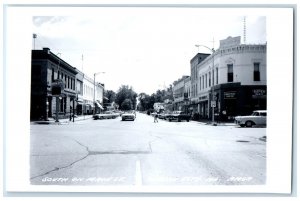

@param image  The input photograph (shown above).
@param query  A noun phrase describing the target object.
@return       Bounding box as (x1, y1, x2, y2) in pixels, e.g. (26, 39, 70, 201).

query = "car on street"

(165, 111, 191, 122)
(158, 111, 171, 120)
(235, 110, 267, 127)
(121, 110, 136, 121)
(93, 111, 119, 120)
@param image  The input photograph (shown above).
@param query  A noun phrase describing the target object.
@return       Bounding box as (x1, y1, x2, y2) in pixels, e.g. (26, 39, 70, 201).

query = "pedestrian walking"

(154, 113, 158, 123)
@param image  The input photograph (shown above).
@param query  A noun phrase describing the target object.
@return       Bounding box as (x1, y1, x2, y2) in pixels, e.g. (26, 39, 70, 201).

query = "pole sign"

(211, 101, 216, 107)
(51, 79, 65, 96)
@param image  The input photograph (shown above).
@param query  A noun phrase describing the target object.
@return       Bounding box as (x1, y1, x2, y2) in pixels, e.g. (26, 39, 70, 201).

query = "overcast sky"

(32, 7, 266, 95)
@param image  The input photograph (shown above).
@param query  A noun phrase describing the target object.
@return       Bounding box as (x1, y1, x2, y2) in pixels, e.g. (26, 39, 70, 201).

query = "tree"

(137, 84, 174, 111)
(104, 90, 116, 104)
(121, 99, 133, 110)
(115, 85, 138, 110)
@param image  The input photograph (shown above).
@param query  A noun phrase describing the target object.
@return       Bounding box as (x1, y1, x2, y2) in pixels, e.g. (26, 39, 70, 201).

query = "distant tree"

(104, 90, 116, 104)
(115, 85, 137, 110)
(138, 84, 174, 111)
(121, 99, 133, 110)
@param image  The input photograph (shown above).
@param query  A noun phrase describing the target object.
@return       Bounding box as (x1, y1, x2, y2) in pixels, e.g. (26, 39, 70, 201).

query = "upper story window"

(254, 62, 260, 81)
(209, 72, 211, 87)
(216, 67, 218, 85)
(51, 68, 55, 82)
(199, 77, 201, 91)
(227, 64, 233, 82)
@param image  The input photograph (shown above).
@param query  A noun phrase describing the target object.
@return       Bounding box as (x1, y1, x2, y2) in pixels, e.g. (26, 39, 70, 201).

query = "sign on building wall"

(224, 91, 237, 99)
(252, 89, 266, 99)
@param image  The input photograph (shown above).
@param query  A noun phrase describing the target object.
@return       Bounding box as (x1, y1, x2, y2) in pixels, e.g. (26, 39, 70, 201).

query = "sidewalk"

(31, 115, 93, 125)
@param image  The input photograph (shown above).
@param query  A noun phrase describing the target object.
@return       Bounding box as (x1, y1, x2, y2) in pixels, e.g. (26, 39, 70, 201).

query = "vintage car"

(121, 111, 136, 121)
(235, 110, 267, 127)
(165, 111, 191, 122)
(93, 111, 119, 120)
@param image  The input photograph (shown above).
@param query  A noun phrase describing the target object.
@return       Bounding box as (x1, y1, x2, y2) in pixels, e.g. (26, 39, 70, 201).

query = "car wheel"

(245, 121, 253, 127)
(168, 118, 171, 122)
(240, 124, 245, 127)
(187, 119, 189, 122)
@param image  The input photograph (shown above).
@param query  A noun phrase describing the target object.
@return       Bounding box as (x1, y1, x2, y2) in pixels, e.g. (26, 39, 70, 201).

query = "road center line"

(135, 160, 142, 186)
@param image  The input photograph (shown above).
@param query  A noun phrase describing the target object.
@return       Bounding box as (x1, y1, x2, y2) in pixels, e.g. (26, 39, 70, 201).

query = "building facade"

(173, 75, 189, 111)
(190, 53, 210, 113)
(31, 47, 105, 121)
(196, 36, 267, 120)
(31, 48, 78, 120)
(81, 75, 105, 115)
(75, 70, 84, 115)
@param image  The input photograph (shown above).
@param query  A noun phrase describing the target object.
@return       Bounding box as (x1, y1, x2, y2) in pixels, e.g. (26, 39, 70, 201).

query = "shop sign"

(224, 91, 237, 99)
(252, 89, 266, 99)
(51, 79, 65, 96)
(199, 95, 208, 101)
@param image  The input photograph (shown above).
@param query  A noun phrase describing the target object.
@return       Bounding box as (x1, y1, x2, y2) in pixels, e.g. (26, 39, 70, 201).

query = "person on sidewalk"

(154, 113, 158, 123)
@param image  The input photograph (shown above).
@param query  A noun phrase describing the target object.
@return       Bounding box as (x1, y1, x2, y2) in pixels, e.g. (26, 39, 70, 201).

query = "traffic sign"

(211, 101, 216, 107)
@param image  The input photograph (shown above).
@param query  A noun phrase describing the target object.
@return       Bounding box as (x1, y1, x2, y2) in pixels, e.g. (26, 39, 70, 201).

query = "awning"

(95, 100, 104, 110)
(77, 99, 84, 104)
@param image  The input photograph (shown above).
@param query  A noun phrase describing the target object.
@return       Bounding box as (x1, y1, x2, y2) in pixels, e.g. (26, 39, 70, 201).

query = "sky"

(32, 7, 266, 95)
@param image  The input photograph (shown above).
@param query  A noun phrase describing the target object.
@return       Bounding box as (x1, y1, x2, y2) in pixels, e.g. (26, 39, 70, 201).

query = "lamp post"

(93, 72, 105, 115)
(195, 44, 217, 126)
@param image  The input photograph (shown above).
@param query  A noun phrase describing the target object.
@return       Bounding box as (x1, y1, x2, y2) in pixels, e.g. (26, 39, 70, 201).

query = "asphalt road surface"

(30, 112, 266, 186)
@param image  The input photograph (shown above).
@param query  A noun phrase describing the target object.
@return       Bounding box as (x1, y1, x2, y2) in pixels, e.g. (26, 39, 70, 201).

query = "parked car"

(235, 110, 267, 127)
(158, 111, 171, 120)
(158, 112, 166, 120)
(93, 111, 119, 120)
(165, 111, 191, 122)
(121, 111, 136, 121)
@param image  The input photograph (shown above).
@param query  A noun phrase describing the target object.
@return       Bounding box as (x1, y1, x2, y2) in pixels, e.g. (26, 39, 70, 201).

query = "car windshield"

(124, 110, 134, 114)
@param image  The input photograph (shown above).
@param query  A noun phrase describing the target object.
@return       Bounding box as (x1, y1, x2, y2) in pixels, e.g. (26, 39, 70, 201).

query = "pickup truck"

(165, 111, 191, 122)
(235, 110, 267, 127)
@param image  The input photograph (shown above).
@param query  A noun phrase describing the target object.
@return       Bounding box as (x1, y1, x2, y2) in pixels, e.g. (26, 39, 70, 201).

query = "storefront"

(198, 95, 209, 119)
(210, 83, 267, 120)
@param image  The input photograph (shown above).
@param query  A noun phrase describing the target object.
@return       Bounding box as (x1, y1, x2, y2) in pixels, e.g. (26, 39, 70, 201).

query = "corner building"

(31, 48, 77, 120)
(195, 36, 266, 120)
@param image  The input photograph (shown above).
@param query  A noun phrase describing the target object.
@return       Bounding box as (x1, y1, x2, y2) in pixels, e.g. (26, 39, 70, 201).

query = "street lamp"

(93, 72, 105, 115)
(33, 33, 37, 50)
(196, 44, 217, 126)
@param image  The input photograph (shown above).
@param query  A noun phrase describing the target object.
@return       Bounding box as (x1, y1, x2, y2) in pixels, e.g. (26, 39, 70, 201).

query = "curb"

(32, 116, 93, 125)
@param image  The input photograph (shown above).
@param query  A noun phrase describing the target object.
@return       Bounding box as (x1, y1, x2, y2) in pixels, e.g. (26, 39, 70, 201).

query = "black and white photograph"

(2, 1, 295, 197)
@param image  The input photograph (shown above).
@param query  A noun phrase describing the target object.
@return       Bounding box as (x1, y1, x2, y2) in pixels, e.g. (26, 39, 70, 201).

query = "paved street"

(30, 112, 266, 186)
